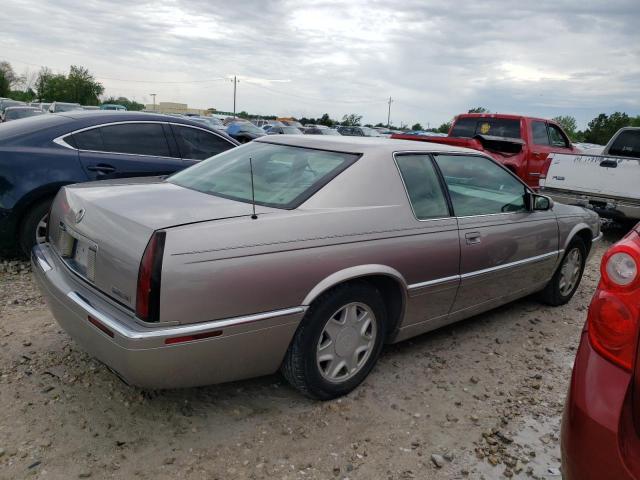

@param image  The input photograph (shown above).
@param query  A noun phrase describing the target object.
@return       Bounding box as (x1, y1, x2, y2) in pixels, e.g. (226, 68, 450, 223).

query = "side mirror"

(532, 194, 554, 211)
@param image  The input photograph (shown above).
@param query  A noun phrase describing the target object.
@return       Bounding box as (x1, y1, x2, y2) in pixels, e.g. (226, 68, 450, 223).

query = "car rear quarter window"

(100, 123, 171, 157)
(532, 121, 550, 145)
(70, 128, 104, 150)
(173, 125, 234, 160)
(395, 154, 450, 220)
(434, 154, 527, 216)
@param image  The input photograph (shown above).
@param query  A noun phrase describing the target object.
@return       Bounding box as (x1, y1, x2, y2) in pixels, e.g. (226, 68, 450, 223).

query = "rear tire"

(18, 199, 52, 257)
(281, 282, 387, 400)
(539, 238, 587, 306)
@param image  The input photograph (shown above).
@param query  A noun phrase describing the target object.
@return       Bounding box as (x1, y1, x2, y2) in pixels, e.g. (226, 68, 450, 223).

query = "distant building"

(144, 101, 209, 115)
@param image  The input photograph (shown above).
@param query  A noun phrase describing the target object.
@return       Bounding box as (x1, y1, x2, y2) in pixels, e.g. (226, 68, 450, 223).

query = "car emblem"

(74, 208, 86, 223)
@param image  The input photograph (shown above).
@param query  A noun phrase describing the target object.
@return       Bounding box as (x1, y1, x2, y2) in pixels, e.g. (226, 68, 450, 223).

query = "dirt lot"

(0, 230, 624, 480)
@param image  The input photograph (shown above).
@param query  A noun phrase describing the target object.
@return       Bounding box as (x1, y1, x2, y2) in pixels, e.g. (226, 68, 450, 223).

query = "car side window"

(173, 125, 234, 160)
(99, 123, 171, 157)
(532, 121, 550, 145)
(69, 128, 104, 150)
(395, 154, 450, 220)
(434, 155, 527, 216)
(548, 124, 570, 148)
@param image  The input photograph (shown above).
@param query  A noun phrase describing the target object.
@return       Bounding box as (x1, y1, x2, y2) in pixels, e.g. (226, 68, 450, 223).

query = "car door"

(69, 122, 185, 180)
(170, 124, 236, 165)
(433, 153, 559, 317)
(528, 121, 573, 184)
(394, 153, 461, 333)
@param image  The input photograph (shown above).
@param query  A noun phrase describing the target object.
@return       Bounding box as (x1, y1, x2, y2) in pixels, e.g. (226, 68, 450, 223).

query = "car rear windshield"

(450, 117, 521, 139)
(168, 141, 360, 209)
(608, 130, 640, 159)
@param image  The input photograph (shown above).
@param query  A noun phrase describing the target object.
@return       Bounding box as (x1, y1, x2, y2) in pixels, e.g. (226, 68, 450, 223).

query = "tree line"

(0, 61, 144, 110)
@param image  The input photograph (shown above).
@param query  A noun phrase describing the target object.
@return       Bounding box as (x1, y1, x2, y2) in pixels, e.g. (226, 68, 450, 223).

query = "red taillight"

(136, 231, 166, 322)
(588, 290, 638, 371)
(588, 230, 640, 371)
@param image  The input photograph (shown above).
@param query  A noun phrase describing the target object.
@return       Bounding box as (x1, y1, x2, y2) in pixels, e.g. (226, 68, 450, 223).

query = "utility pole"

(231, 76, 240, 118)
(387, 96, 393, 129)
(150, 93, 157, 112)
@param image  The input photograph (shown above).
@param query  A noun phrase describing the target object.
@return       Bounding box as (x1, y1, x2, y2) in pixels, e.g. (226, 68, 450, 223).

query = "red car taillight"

(136, 231, 166, 322)
(588, 229, 640, 371)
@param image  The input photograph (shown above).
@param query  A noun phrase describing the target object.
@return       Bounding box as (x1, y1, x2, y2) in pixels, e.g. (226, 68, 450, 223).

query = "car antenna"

(249, 157, 258, 220)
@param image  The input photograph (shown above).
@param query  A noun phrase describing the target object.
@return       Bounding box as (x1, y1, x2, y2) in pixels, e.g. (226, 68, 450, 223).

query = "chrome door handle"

(465, 232, 481, 245)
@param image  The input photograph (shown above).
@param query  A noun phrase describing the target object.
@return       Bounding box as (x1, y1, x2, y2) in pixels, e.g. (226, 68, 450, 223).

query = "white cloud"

(1, 0, 638, 128)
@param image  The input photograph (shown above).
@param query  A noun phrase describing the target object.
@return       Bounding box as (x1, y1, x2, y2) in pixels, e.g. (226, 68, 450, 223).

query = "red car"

(562, 223, 640, 479)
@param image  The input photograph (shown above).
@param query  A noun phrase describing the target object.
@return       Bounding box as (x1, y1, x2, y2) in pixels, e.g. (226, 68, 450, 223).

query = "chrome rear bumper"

(31, 244, 305, 389)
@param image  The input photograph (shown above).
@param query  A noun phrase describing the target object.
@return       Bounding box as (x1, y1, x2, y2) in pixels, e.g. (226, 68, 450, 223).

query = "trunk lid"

(49, 178, 270, 311)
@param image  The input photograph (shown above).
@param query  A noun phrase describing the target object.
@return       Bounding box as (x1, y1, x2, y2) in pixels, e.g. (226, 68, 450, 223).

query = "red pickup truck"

(392, 113, 579, 188)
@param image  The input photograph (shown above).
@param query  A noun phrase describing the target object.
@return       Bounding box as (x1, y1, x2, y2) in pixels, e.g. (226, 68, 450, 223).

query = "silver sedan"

(32, 136, 601, 399)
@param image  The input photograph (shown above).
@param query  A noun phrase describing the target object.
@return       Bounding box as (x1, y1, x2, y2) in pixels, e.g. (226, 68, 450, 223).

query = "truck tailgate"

(543, 153, 640, 201)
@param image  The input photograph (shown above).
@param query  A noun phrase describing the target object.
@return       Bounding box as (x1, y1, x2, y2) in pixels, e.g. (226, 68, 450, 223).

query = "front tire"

(18, 199, 52, 257)
(281, 282, 387, 400)
(540, 238, 587, 306)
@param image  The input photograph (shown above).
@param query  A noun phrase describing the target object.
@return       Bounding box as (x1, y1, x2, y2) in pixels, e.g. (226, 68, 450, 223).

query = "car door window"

(434, 155, 528, 216)
(173, 125, 233, 160)
(99, 123, 171, 157)
(395, 154, 450, 220)
(532, 121, 550, 145)
(548, 124, 570, 148)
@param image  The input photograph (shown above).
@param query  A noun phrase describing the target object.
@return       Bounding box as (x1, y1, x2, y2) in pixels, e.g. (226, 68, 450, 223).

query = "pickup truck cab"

(541, 127, 640, 222)
(392, 113, 579, 188)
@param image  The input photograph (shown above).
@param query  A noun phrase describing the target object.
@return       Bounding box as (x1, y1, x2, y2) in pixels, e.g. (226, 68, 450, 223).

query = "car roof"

(255, 134, 485, 156)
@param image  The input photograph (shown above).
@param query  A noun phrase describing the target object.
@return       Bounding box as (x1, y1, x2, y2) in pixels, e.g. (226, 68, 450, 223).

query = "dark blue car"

(0, 111, 238, 256)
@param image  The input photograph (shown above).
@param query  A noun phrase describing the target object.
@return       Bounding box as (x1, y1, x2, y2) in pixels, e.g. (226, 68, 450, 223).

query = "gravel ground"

(0, 230, 624, 480)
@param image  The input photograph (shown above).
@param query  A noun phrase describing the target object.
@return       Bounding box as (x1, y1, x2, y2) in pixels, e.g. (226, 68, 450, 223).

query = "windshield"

(55, 103, 82, 112)
(238, 123, 264, 134)
(322, 129, 341, 135)
(282, 127, 302, 134)
(6, 109, 43, 120)
(169, 142, 360, 209)
(450, 117, 521, 139)
(361, 127, 381, 137)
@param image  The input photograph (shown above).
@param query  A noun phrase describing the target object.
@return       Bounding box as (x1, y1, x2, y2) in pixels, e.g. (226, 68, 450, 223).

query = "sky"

(1, 0, 639, 129)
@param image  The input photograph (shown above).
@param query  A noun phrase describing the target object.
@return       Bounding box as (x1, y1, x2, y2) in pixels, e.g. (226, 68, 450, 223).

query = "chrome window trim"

(52, 120, 233, 159)
(67, 291, 306, 341)
(407, 250, 560, 290)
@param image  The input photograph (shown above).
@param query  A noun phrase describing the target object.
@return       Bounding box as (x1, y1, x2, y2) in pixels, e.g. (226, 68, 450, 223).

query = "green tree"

(341, 113, 362, 126)
(0, 70, 9, 97)
(552, 115, 578, 140)
(468, 107, 489, 114)
(34, 65, 103, 104)
(436, 121, 452, 134)
(411, 123, 423, 131)
(318, 113, 335, 126)
(584, 112, 631, 145)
